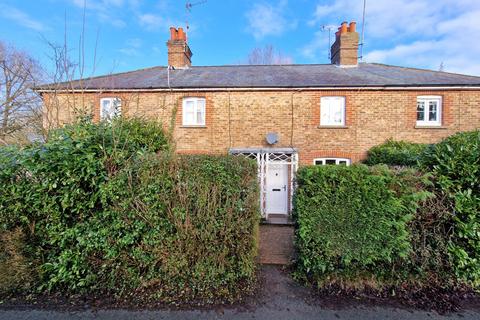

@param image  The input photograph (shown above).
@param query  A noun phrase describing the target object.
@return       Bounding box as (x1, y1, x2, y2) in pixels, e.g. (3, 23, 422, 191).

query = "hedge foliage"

(294, 164, 431, 285)
(0, 118, 259, 303)
(364, 139, 428, 167)
(297, 130, 480, 290)
(421, 130, 480, 287)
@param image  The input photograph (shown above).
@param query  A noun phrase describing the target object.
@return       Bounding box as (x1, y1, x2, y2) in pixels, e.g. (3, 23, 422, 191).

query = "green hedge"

(0, 118, 259, 303)
(294, 164, 430, 285)
(98, 154, 259, 301)
(364, 139, 428, 167)
(421, 130, 480, 287)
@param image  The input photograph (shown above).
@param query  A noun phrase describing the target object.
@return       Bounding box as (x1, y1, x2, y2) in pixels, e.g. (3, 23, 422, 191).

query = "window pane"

(112, 98, 121, 117)
(314, 160, 324, 165)
(196, 99, 206, 125)
(185, 111, 195, 124)
(429, 101, 437, 121)
(325, 159, 336, 165)
(320, 100, 331, 125)
(331, 98, 344, 124)
(332, 107, 342, 124)
(196, 108, 205, 124)
(417, 101, 425, 121)
(101, 99, 113, 120)
(339, 161, 347, 165)
(184, 101, 195, 124)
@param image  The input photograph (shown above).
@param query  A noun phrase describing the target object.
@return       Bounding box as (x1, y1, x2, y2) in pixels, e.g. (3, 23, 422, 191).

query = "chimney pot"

(178, 27, 186, 40)
(170, 27, 177, 40)
(340, 21, 348, 34)
(349, 21, 356, 33)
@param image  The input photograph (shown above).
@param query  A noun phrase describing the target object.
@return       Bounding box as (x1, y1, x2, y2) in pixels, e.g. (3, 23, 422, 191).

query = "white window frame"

(320, 96, 346, 126)
(313, 158, 351, 166)
(100, 97, 121, 121)
(416, 96, 442, 127)
(182, 97, 206, 126)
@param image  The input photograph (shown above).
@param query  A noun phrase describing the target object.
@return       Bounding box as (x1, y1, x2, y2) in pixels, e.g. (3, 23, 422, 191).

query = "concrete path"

(1, 266, 479, 320)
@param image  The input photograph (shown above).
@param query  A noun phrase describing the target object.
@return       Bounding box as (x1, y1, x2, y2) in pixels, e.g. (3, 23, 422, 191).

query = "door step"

(259, 224, 295, 265)
(262, 215, 294, 225)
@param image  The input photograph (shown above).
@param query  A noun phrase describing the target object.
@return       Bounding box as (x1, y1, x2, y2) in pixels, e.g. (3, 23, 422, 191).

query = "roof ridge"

(369, 63, 480, 79)
(188, 63, 336, 68)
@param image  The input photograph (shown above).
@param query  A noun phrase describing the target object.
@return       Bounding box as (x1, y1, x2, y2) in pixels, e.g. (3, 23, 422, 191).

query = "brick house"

(38, 21, 480, 223)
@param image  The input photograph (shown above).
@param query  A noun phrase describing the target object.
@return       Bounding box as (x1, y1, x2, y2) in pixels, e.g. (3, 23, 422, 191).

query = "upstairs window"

(320, 96, 345, 126)
(417, 96, 442, 126)
(100, 98, 121, 121)
(313, 158, 351, 166)
(182, 97, 206, 126)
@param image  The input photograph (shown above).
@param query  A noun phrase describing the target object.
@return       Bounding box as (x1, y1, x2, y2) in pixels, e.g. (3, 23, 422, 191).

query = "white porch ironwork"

(230, 148, 298, 219)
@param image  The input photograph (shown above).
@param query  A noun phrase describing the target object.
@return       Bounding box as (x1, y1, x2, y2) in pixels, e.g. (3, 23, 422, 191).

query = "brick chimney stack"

(167, 27, 192, 69)
(330, 21, 359, 66)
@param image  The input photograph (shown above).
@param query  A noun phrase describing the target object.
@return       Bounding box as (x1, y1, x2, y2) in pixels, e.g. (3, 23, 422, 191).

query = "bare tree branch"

(245, 45, 293, 65)
(0, 41, 43, 144)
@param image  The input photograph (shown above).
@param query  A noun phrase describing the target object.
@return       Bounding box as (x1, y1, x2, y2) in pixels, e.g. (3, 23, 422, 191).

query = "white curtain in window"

(321, 97, 345, 126)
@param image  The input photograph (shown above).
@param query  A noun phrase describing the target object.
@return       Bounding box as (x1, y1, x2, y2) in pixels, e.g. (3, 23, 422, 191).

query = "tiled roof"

(37, 63, 480, 90)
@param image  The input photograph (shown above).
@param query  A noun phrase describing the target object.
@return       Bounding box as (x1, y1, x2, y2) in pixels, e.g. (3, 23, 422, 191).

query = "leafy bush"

(0, 118, 259, 302)
(96, 154, 259, 301)
(294, 164, 430, 285)
(420, 130, 480, 287)
(365, 139, 428, 167)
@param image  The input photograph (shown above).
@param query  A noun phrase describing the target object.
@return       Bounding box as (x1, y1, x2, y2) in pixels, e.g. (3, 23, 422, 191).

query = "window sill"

(317, 125, 349, 129)
(180, 125, 207, 129)
(415, 125, 447, 129)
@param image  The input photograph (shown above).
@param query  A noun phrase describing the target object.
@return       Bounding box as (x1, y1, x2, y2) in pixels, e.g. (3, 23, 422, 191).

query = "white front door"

(266, 163, 288, 215)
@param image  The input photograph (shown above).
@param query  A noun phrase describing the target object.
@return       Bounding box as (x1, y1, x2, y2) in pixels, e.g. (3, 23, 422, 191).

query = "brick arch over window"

(300, 150, 365, 166)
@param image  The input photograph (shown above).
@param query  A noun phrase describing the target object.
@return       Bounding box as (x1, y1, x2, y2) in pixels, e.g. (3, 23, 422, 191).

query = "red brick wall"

(44, 89, 480, 165)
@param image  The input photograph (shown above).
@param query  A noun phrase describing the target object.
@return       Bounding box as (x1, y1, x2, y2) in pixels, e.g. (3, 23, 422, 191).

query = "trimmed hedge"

(92, 153, 259, 301)
(421, 130, 480, 287)
(364, 139, 428, 167)
(0, 118, 259, 303)
(294, 164, 430, 285)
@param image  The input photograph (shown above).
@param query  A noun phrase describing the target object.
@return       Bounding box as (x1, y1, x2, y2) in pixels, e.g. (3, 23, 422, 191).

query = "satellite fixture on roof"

(360, 0, 367, 61)
(321, 25, 337, 60)
(266, 132, 279, 145)
(185, 0, 207, 31)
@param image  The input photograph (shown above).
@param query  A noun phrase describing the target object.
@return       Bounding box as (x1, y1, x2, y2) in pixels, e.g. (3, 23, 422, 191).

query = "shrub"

(294, 164, 430, 286)
(0, 118, 259, 303)
(365, 139, 428, 167)
(95, 154, 259, 301)
(420, 130, 480, 287)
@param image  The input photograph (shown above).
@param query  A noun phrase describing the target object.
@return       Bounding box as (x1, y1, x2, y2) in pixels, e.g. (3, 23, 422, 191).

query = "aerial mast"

(185, 0, 207, 32)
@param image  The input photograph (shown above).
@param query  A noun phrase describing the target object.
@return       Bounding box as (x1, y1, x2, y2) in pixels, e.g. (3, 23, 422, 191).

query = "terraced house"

(38, 21, 480, 222)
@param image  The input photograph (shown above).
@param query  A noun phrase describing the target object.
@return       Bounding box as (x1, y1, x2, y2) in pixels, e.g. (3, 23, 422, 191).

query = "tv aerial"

(321, 25, 337, 60)
(186, 1, 207, 31)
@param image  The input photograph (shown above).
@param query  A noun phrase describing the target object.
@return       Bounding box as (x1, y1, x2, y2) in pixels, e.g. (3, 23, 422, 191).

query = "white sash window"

(320, 96, 346, 126)
(100, 98, 121, 121)
(417, 96, 442, 126)
(182, 97, 206, 126)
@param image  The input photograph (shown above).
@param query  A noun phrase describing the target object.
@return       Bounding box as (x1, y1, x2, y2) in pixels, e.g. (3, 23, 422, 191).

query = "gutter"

(34, 85, 480, 93)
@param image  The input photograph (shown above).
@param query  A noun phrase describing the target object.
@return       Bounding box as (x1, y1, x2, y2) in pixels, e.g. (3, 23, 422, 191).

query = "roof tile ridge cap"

(189, 63, 333, 68)
(369, 63, 480, 79)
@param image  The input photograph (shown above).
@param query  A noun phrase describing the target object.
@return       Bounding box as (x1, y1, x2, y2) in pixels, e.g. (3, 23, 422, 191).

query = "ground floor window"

(313, 158, 351, 166)
(100, 97, 122, 121)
